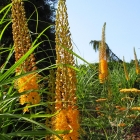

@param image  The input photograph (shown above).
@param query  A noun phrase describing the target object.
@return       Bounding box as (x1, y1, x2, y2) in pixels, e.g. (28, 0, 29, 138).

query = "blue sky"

(65, 0, 140, 64)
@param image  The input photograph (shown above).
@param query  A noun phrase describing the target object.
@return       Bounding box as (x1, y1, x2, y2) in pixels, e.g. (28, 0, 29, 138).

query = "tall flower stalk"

(99, 22, 108, 83)
(52, 0, 79, 139)
(134, 47, 139, 74)
(98, 23, 112, 99)
(11, 0, 40, 112)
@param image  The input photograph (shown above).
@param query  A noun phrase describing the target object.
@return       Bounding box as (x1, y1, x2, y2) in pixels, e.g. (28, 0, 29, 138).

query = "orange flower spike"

(99, 23, 108, 83)
(55, 0, 77, 110)
(53, 0, 79, 139)
(11, 0, 40, 112)
(11, 0, 37, 73)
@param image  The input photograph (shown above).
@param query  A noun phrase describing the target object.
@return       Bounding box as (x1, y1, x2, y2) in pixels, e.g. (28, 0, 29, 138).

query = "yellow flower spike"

(134, 47, 140, 74)
(131, 107, 140, 111)
(98, 23, 112, 99)
(120, 88, 140, 94)
(99, 23, 108, 83)
(11, 0, 37, 73)
(55, 0, 77, 110)
(52, 0, 79, 139)
(11, 0, 40, 112)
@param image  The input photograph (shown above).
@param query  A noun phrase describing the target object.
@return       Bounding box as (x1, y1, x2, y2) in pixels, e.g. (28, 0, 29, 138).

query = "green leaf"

(0, 41, 43, 84)
(0, 110, 60, 119)
(0, 113, 62, 139)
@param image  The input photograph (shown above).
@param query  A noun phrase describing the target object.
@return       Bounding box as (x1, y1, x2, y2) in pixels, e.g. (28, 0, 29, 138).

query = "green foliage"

(76, 61, 140, 139)
(1, 1, 140, 140)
